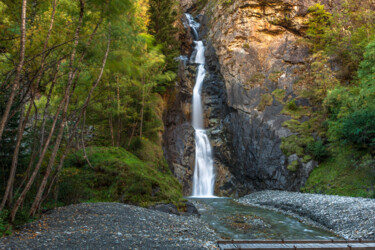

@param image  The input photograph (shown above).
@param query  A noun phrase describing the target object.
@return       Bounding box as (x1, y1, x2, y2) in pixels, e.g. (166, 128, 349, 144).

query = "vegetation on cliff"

(0, 0, 181, 235)
(287, 1, 375, 197)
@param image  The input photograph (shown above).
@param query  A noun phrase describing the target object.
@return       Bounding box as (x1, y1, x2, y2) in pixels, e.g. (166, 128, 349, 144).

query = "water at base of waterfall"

(185, 13, 216, 198)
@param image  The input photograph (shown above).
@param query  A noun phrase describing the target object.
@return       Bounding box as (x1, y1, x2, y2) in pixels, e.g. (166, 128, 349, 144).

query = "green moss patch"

(268, 71, 283, 83)
(281, 135, 314, 157)
(257, 93, 273, 111)
(61, 146, 184, 207)
(272, 88, 286, 103)
(287, 160, 299, 172)
(281, 99, 312, 120)
(245, 72, 266, 88)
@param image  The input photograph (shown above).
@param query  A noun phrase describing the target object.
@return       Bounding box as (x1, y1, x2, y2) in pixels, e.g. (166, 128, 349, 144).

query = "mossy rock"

(132, 137, 168, 171)
(268, 71, 283, 83)
(62, 147, 184, 207)
(258, 93, 273, 111)
(281, 134, 314, 157)
(245, 72, 266, 87)
(287, 160, 299, 172)
(281, 100, 312, 120)
(302, 155, 312, 163)
(272, 88, 286, 103)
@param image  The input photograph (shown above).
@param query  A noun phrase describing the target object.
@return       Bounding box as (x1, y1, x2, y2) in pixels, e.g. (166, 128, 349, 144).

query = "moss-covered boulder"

(61, 146, 184, 207)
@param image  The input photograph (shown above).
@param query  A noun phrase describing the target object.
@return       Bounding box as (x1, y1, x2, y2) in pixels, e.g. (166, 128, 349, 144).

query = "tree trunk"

(116, 76, 121, 146)
(127, 119, 139, 149)
(81, 111, 94, 169)
(0, 0, 27, 141)
(0, 92, 37, 211)
(39, 62, 61, 156)
(37, 0, 59, 153)
(139, 79, 145, 138)
(34, 0, 57, 87)
(109, 114, 115, 146)
(29, 94, 70, 217)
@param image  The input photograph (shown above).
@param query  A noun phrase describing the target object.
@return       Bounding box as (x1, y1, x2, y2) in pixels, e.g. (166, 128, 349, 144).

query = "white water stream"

(185, 14, 215, 197)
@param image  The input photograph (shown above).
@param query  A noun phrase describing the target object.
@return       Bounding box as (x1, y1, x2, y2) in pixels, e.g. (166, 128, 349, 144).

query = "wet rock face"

(163, 14, 235, 196)
(199, 0, 328, 194)
(163, 59, 195, 196)
(164, 0, 338, 196)
(202, 41, 236, 196)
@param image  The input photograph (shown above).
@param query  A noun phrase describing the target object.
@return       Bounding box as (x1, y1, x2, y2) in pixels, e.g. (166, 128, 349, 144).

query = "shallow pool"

(189, 197, 339, 240)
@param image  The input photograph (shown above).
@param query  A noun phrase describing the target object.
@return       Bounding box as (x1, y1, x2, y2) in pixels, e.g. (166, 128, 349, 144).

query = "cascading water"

(185, 13, 215, 197)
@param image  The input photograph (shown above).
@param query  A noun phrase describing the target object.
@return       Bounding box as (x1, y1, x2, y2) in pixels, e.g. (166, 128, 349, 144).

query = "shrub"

(306, 140, 329, 161)
(340, 109, 375, 149)
(306, 4, 331, 52)
(286, 99, 298, 111)
(0, 210, 11, 237)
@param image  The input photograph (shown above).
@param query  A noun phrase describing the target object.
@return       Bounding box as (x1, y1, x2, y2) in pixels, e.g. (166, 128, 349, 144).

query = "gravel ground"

(0, 202, 219, 249)
(238, 190, 375, 240)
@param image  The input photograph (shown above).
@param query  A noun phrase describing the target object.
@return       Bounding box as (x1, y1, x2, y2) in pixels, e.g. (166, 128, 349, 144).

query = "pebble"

(0, 202, 219, 249)
(238, 190, 375, 240)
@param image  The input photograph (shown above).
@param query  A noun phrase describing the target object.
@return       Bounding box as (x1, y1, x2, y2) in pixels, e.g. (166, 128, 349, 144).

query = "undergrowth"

(302, 147, 375, 198)
(62, 143, 185, 208)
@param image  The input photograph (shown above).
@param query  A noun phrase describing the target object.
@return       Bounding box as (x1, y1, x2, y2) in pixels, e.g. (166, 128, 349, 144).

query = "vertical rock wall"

(164, 0, 341, 196)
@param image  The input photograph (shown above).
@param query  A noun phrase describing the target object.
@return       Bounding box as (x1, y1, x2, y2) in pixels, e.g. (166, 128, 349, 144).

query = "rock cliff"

(164, 0, 340, 196)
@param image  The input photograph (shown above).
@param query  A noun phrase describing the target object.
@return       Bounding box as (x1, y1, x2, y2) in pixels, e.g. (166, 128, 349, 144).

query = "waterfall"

(185, 13, 216, 197)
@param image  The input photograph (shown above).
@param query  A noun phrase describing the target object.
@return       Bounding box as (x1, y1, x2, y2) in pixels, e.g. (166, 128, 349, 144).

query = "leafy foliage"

(147, 0, 180, 92)
(306, 140, 329, 161)
(0, 0, 182, 226)
(300, 2, 375, 195)
(306, 4, 331, 52)
(302, 147, 375, 198)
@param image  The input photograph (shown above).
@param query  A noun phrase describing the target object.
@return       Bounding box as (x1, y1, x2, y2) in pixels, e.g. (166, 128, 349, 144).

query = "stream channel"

(189, 198, 339, 240)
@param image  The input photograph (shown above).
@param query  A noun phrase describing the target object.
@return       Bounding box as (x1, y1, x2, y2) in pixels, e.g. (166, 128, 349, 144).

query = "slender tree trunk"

(10, 90, 66, 221)
(36, 0, 59, 154)
(117, 117, 121, 147)
(0, 104, 25, 211)
(41, 36, 111, 210)
(116, 76, 121, 146)
(34, 0, 57, 86)
(127, 119, 139, 149)
(18, 102, 40, 194)
(0, 0, 27, 141)
(109, 114, 114, 146)
(39, 62, 61, 155)
(15, 145, 37, 197)
(139, 81, 145, 138)
(10, 0, 86, 222)
(0, 1, 58, 208)
(29, 92, 71, 217)
(30, 35, 110, 215)
(0, 93, 35, 211)
(81, 111, 94, 169)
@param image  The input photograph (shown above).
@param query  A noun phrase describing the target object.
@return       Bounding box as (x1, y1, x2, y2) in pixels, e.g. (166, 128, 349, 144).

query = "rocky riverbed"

(0, 202, 218, 249)
(238, 190, 375, 240)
